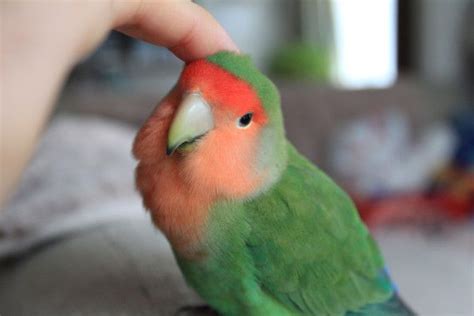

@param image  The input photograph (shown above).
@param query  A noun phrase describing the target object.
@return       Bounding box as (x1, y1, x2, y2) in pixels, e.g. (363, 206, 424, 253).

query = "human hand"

(1, 0, 238, 206)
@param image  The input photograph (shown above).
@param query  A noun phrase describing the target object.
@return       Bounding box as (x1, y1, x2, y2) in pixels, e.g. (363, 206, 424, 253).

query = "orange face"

(133, 60, 268, 254)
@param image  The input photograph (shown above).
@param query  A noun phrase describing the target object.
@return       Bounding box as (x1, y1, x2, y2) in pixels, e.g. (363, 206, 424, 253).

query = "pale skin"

(0, 0, 238, 207)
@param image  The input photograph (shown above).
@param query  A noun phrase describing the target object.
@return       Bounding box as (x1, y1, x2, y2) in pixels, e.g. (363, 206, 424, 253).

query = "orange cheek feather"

(185, 110, 262, 199)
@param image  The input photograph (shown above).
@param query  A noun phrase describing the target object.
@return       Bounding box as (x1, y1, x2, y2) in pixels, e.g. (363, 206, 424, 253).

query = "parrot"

(133, 51, 414, 316)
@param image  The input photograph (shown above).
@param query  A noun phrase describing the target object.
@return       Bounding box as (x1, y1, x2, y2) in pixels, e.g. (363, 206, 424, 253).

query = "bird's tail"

(347, 293, 416, 316)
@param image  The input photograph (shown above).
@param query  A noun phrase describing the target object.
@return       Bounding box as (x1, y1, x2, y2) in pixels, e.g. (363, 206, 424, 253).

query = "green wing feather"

(243, 143, 394, 315)
(349, 294, 415, 316)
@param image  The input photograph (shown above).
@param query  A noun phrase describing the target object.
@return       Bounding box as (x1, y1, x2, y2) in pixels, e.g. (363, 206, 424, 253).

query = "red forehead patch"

(178, 60, 267, 124)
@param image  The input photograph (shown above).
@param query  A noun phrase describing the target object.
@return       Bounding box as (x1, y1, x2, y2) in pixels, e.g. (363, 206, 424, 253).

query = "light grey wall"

(198, 0, 296, 70)
(413, 0, 472, 85)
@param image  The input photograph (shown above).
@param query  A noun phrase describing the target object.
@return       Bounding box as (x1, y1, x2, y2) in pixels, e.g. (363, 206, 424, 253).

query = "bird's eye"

(237, 113, 253, 128)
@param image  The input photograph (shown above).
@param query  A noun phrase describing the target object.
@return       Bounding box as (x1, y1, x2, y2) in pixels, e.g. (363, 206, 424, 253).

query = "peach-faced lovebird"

(133, 52, 414, 316)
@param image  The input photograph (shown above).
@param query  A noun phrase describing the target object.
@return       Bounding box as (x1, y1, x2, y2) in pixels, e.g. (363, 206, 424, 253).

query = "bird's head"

(133, 52, 287, 205)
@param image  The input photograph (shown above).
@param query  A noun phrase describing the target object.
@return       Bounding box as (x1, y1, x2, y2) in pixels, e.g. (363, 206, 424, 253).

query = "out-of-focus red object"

(430, 167, 474, 218)
(353, 166, 474, 228)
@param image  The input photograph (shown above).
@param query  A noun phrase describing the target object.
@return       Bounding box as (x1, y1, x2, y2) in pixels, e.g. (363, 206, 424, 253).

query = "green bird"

(133, 51, 414, 316)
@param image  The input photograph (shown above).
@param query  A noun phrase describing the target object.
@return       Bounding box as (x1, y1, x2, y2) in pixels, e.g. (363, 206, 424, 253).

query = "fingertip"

(113, 0, 239, 62)
(170, 24, 239, 62)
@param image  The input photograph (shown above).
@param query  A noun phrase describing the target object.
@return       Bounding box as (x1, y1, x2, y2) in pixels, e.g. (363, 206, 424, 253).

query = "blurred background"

(1, 1, 473, 315)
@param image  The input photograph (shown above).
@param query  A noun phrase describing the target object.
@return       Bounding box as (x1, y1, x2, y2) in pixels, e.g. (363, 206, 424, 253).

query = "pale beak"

(167, 93, 214, 155)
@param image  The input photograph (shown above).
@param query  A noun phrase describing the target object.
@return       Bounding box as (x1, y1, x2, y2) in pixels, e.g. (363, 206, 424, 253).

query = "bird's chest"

(147, 176, 216, 258)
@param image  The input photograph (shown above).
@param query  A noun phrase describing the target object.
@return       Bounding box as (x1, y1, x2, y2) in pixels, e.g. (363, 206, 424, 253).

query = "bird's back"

(243, 142, 413, 315)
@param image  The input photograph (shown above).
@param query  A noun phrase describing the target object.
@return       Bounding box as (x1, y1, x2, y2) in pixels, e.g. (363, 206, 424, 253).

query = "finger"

(113, 0, 239, 62)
